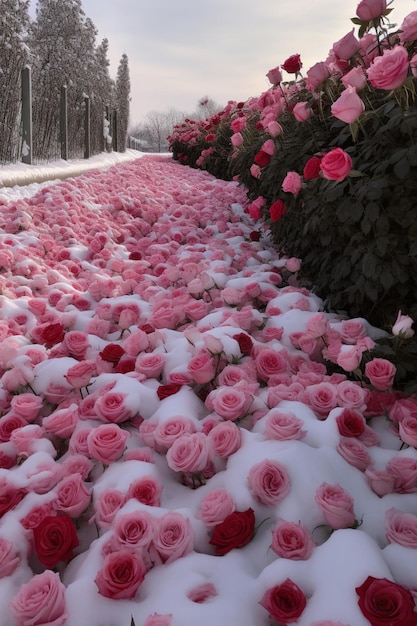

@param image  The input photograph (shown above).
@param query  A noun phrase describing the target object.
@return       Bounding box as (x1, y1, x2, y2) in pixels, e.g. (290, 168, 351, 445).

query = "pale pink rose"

(263, 410, 306, 441)
(95, 550, 146, 599)
(306, 61, 330, 90)
(365, 467, 395, 496)
(10, 393, 43, 421)
(197, 488, 235, 526)
(118, 307, 140, 330)
(220, 287, 243, 306)
(231, 132, 243, 147)
(60, 454, 93, 480)
(55, 473, 91, 517)
(94, 391, 133, 424)
(210, 385, 253, 421)
(87, 424, 130, 464)
(266, 66, 282, 85)
(151, 511, 194, 564)
(135, 353, 166, 378)
(314, 482, 356, 529)
(124, 447, 154, 463)
(392, 310, 414, 338)
(356, 0, 387, 20)
(203, 334, 224, 355)
(166, 432, 213, 474)
(271, 518, 315, 560)
(261, 139, 275, 155)
(286, 257, 301, 272)
(64, 360, 96, 389)
(293, 101, 312, 122)
(42, 403, 79, 439)
(143, 613, 172, 626)
(255, 348, 288, 382)
(398, 415, 417, 448)
(2, 355, 34, 392)
(387, 456, 417, 493)
(367, 45, 410, 90)
(389, 397, 417, 423)
(267, 382, 304, 406)
(187, 350, 217, 384)
(10, 570, 67, 626)
(310, 622, 350, 626)
(207, 421, 242, 458)
(62, 330, 90, 359)
(94, 488, 126, 529)
(187, 581, 218, 603)
(306, 312, 329, 336)
(307, 382, 338, 416)
(360, 424, 381, 447)
(336, 344, 363, 372)
(217, 365, 247, 387)
(342, 66, 368, 90)
(320, 148, 352, 182)
(331, 86, 365, 123)
(385, 507, 417, 548)
(282, 171, 303, 195)
(400, 11, 417, 44)
(336, 381, 368, 410)
(122, 329, 149, 357)
(250, 164, 262, 179)
(26, 461, 63, 494)
(267, 121, 283, 137)
(127, 476, 162, 507)
(332, 29, 360, 60)
(184, 299, 209, 321)
(337, 438, 372, 471)
(20, 501, 55, 530)
(111, 509, 154, 552)
(68, 426, 93, 456)
(153, 416, 197, 453)
(248, 459, 291, 506)
(0, 537, 19, 577)
(365, 358, 396, 390)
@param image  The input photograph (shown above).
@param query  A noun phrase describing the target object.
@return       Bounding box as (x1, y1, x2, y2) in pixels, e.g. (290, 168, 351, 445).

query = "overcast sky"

(31, 0, 417, 125)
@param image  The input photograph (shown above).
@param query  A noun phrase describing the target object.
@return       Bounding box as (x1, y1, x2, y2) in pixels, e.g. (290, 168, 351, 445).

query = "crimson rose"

(281, 54, 302, 73)
(356, 576, 417, 626)
(157, 383, 182, 400)
(303, 156, 322, 180)
(209, 508, 255, 555)
(39, 322, 65, 347)
(259, 578, 307, 624)
(99, 344, 125, 364)
(233, 332, 254, 356)
(33, 515, 79, 568)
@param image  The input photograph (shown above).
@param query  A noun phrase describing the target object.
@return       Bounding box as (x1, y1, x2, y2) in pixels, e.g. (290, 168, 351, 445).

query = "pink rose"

(153, 416, 197, 453)
(10, 570, 67, 626)
(0, 537, 19, 577)
(337, 438, 372, 471)
(332, 29, 360, 60)
(166, 432, 213, 474)
(143, 614, 173, 626)
(365, 357, 396, 390)
(356, 0, 387, 21)
(259, 578, 307, 624)
(255, 348, 288, 382)
(135, 353, 166, 378)
(10, 393, 43, 421)
(69, 426, 93, 456)
(306, 61, 330, 90)
(209, 385, 253, 421)
(266, 66, 282, 85)
(60, 454, 93, 480)
(94, 488, 126, 529)
(320, 148, 352, 182)
(127, 476, 162, 507)
(367, 45, 410, 90)
(151, 511, 194, 564)
(55, 473, 91, 517)
(331, 86, 365, 123)
(187, 350, 217, 384)
(0, 413, 27, 443)
(314, 482, 356, 529)
(207, 421, 242, 458)
(111, 509, 154, 552)
(398, 415, 417, 448)
(387, 456, 417, 493)
(187, 582, 218, 603)
(197, 488, 236, 526)
(307, 382, 338, 416)
(62, 330, 90, 359)
(282, 171, 303, 195)
(64, 360, 96, 389)
(342, 67, 368, 90)
(336, 381, 368, 410)
(42, 403, 79, 439)
(94, 391, 133, 423)
(248, 459, 291, 506)
(392, 310, 414, 338)
(271, 518, 315, 560)
(336, 408, 366, 437)
(263, 410, 306, 441)
(400, 11, 417, 44)
(95, 550, 146, 599)
(365, 467, 395, 496)
(87, 424, 130, 464)
(385, 507, 417, 548)
(292, 102, 312, 122)
(336, 344, 363, 372)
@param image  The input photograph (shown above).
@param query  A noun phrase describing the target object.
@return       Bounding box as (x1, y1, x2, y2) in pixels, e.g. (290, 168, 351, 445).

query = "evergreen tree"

(0, 0, 30, 163)
(90, 37, 114, 153)
(115, 53, 130, 152)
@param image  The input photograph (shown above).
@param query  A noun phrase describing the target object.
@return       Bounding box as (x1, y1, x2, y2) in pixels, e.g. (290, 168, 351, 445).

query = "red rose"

(281, 54, 302, 74)
(157, 383, 182, 400)
(209, 508, 255, 555)
(129, 251, 142, 260)
(259, 578, 307, 624)
(233, 332, 254, 356)
(356, 576, 417, 626)
(303, 156, 322, 180)
(254, 151, 271, 168)
(336, 408, 366, 437)
(33, 515, 79, 568)
(99, 343, 125, 364)
(114, 358, 136, 374)
(249, 231, 261, 241)
(0, 482, 26, 518)
(39, 322, 65, 347)
(269, 199, 287, 222)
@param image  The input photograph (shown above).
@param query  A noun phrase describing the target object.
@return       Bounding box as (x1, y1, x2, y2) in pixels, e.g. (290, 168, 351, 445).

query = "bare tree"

(129, 107, 186, 152)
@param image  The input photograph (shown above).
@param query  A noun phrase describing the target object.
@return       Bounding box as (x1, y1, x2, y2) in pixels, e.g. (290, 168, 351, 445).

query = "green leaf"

(394, 157, 410, 180)
(348, 169, 365, 178)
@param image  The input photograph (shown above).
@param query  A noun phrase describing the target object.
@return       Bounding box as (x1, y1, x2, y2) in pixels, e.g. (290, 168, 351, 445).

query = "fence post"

(84, 95, 91, 159)
(60, 85, 68, 160)
(21, 66, 32, 165)
(112, 110, 118, 152)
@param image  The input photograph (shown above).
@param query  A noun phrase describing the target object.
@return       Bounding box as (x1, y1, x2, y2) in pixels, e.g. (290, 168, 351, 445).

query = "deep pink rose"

(197, 488, 236, 526)
(269, 199, 287, 222)
(55, 473, 91, 517)
(151, 511, 194, 564)
(367, 45, 410, 91)
(331, 86, 365, 123)
(95, 550, 146, 599)
(10, 570, 67, 626)
(33, 515, 79, 569)
(356, 575, 417, 626)
(282, 171, 303, 195)
(398, 415, 417, 448)
(320, 148, 352, 182)
(314, 482, 356, 529)
(248, 459, 291, 506)
(356, 0, 387, 21)
(87, 423, 130, 464)
(209, 508, 255, 555)
(127, 476, 162, 507)
(271, 518, 315, 560)
(259, 578, 307, 624)
(365, 357, 396, 390)
(336, 408, 366, 437)
(303, 156, 322, 180)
